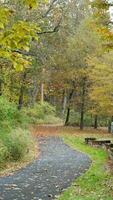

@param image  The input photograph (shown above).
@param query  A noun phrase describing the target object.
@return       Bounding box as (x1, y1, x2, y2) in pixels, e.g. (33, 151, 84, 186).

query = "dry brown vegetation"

(31, 125, 62, 137)
(31, 125, 112, 138)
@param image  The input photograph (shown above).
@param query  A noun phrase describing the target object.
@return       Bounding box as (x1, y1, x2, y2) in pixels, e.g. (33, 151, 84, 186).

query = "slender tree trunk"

(65, 89, 74, 126)
(94, 115, 98, 129)
(108, 120, 111, 133)
(28, 78, 38, 107)
(91, 114, 93, 127)
(32, 82, 38, 105)
(18, 86, 24, 110)
(18, 72, 26, 110)
(80, 108, 84, 130)
(80, 79, 86, 130)
(52, 96, 57, 106)
(62, 90, 67, 116)
(40, 82, 44, 104)
(65, 108, 70, 126)
(108, 116, 113, 133)
(40, 68, 45, 104)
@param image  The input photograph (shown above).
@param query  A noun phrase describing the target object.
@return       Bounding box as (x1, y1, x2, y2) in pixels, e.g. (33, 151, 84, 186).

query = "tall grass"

(0, 128, 35, 169)
(0, 97, 34, 168)
(0, 97, 61, 168)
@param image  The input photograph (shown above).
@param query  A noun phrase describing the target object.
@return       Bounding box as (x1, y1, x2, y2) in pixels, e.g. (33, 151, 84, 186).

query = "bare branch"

(37, 16, 62, 34)
(13, 16, 62, 57)
(42, 0, 58, 18)
(13, 50, 36, 57)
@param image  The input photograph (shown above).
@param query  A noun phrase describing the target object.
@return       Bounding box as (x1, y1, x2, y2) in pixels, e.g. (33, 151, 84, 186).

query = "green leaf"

(13, 62, 24, 72)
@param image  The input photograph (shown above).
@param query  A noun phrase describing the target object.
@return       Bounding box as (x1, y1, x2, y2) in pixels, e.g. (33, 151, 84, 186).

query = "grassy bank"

(0, 97, 37, 174)
(58, 128, 113, 200)
(0, 97, 61, 174)
(0, 128, 37, 176)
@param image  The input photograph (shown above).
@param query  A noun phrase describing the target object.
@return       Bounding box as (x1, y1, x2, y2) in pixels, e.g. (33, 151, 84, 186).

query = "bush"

(0, 140, 9, 165)
(0, 96, 29, 131)
(44, 115, 62, 124)
(0, 128, 35, 166)
(7, 128, 34, 161)
(0, 98, 61, 167)
(0, 97, 35, 168)
(24, 102, 62, 124)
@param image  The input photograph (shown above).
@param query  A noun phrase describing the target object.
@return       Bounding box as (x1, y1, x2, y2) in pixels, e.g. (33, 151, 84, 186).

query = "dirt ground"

(31, 125, 112, 138)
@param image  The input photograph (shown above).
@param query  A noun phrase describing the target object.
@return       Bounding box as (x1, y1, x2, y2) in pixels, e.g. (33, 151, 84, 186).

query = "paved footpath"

(0, 137, 91, 200)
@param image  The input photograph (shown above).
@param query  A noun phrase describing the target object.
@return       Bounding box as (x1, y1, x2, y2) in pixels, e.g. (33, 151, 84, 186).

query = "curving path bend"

(0, 137, 91, 200)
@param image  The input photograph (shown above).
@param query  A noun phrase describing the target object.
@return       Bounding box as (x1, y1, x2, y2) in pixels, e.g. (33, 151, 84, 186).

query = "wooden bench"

(85, 138, 96, 144)
(104, 143, 113, 150)
(85, 138, 113, 161)
(91, 140, 111, 147)
(85, 138, 111, 146)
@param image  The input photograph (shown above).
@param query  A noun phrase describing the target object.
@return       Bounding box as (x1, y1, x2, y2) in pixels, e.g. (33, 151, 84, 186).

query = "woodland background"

(1, 0, 113, 166)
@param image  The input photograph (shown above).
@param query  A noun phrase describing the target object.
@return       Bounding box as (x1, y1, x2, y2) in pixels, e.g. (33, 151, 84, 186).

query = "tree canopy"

(0, 0, 113, 130)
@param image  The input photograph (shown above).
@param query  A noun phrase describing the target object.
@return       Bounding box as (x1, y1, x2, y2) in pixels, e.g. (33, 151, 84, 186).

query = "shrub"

(0, 97, 35, 167)
(0, 98, 61, 166)
(0, 140, 9, 165)
(0, 96, 29, 131)
(7, 128, 34, 161)
(44, 115, 62, 124)
(24, 102, 62, 124)
(0, 128, 35, 166)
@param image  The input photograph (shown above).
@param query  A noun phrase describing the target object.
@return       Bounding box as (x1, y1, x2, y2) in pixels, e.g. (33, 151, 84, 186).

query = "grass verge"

(58, 129, 113, 200)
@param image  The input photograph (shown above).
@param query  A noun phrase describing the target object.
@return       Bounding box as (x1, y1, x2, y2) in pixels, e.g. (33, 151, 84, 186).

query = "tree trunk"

(65, 89, 74, 126)
(65, 107, 70, 126)
(62, 90, 67, 116)
(18, 86, 24, 110)
(18, 72, 26, 110)
(80, 79, 86, 130)
(40, 68, 45, 104)
(94, 115, 98, 129)
(90, 114, 93, 127)
(108, 116, 113, 133)
(40, 82, 44, 104)
(80, 109, 84, 130)
(108, 120, 111, 133)
(32, 82, 38, 105)
(28, 78, 38, 107)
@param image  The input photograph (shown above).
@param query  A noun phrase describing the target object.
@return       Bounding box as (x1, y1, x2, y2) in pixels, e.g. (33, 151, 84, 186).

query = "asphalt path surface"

(0, 137, 91, 200)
